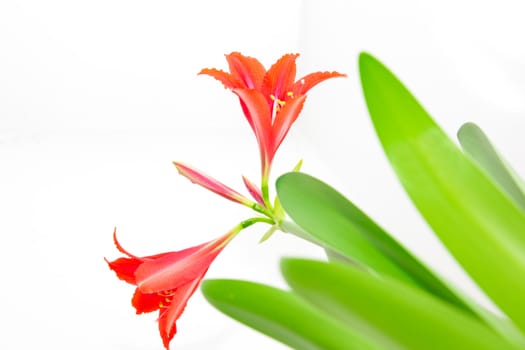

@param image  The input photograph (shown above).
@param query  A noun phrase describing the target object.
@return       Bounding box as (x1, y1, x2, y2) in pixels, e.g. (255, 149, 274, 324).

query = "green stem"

(251, 202, 274, 219)
(261, 179, 273, 211)
(261, 162, 274, 212)
(220, 216, 276, 249)
(241, 216, 275, 228)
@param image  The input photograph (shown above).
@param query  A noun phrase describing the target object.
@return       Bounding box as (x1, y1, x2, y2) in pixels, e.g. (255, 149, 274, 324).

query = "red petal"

(112, 229, 172, 262)
(136, 249, 216, 293)
(112, 228, 140, 259)
(225, 52, 266, 90)
(233, 88, 273, 167)
(135, 233, 230, 293)
(107, 229, 179, 284)
(271, 95, 307, 156)
(198, 68, 243, 90)
(242, 176, 265, 206)
(292, 71, 346, 96)
(262, 53, 299, 102)
(132, 288, 163, 314)
(173, 161, 253, 206)
(158, 277, 203, 350)
(106, 256, 141, 285)
(135, 243, 209, 289)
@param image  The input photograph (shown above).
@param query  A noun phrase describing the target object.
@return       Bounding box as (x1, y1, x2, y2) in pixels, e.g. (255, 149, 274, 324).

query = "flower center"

(270, 92, 294, 119)
(158, 289, 176, 308)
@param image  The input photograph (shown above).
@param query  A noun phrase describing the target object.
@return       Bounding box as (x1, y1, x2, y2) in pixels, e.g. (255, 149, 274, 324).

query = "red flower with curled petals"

(106, 229, 234, 350)
(200, 52, 346, 178)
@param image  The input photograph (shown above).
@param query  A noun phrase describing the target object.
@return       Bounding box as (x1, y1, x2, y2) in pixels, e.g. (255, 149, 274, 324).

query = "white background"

(1, 1, 524, 349)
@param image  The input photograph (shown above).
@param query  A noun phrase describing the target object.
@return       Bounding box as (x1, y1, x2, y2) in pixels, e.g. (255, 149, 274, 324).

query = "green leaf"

(325, 246, 362, 266)
(359, 52, 525, 335)
(458, 122, 525, 211)
(201, 279, 380, 350)
(276, 172, 470, 314)
(282, 258, 515, 350)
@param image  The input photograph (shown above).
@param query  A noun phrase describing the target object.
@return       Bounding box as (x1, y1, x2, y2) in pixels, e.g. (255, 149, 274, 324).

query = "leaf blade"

(282, 258, 515, 350)
(359, 52, 525, 334)
(201, 279, 380, 350)
(277, 172, 471, 313)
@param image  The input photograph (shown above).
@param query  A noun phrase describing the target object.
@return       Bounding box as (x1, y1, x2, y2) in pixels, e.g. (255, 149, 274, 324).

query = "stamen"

(270, 93, 289, 119)
(158, 289, 176, 297)
(270, 94, 278, 120)
(158, 296, 173, 309)
(157, 289, 176, 308)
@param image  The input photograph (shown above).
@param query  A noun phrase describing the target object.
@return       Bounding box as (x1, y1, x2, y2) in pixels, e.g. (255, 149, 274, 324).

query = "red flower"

(200, 52, 345, 178)
(106, 229, 233, 349)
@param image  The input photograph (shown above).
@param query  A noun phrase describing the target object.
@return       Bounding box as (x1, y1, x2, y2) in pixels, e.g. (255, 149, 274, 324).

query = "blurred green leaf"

(282, 258, 515, 350)
(458, 122, 525, 212)
(325, 246, 361, 266)
(201, 279, 380, 350)
(359, 52, 525, 335)
(506, 163, 525, 196)
(277, 172, 471, 314)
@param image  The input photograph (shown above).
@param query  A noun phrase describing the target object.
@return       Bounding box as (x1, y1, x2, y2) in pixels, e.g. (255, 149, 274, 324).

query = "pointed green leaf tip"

(358, 51, 525, 338)
(359, 52, 433, 138)
(457, 122, 525, 212)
